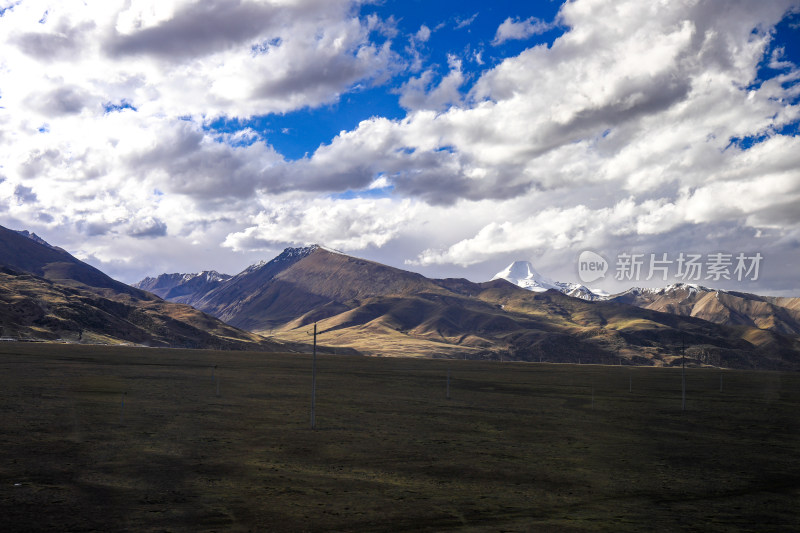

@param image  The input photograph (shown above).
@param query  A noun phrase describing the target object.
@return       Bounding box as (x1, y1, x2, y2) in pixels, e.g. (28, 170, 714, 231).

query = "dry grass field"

(1, 342, 799, 531)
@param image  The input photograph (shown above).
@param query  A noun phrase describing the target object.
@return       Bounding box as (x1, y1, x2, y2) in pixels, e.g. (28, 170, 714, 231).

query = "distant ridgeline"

(133, 244, 800, 370)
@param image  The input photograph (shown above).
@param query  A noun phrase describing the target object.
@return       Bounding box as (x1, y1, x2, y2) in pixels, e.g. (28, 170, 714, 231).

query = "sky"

(1, 0, 799, 296)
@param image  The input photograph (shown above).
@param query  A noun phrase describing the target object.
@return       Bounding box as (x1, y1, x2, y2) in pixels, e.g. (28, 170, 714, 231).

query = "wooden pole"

(447, 369, 451, 400)
(311, 323, 317, 430)
(681, 337, 686, 412)
(119, 392, 126, 424)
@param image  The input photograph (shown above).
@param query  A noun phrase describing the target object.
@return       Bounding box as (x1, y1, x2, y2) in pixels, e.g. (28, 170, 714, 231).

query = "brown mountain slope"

(0, 226, 286, 350)
(611, 284, 800, 336)
(0, 266, 277, 349)
(151, 247, 800, 369)
(0, 225, 145, 297)
(193, 245, 448, 332)
(273, 282, 800, 368)
(772, 296, 800, 312)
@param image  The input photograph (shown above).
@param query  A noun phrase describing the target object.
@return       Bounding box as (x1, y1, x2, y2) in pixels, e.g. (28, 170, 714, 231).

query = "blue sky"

(207, 0, 567, 161)
(1, 0, 799, 295)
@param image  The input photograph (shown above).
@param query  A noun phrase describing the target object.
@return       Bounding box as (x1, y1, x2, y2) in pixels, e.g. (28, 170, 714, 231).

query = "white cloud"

(491, 16, 552, 46)
(222, 197, 419, 252)
(2, 0, 799, 294)
(454, 13, 478, 30)
(0, 0, 400, 119)
(0, 0, 401, 256)
(415, 24, 431, 43)
(398, 55, 465, 111)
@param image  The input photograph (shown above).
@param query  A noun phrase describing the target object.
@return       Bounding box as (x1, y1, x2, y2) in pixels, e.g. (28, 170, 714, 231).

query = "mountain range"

(0, 225, 285, 350)
(2, 222, 797, 368)
(493, 262, 800, 337)
(134, 245, 800, 370)
(609, 284, 800, 336)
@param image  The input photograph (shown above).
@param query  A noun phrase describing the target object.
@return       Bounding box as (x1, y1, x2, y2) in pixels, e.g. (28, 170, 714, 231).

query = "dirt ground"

(1, 342, 799, 532)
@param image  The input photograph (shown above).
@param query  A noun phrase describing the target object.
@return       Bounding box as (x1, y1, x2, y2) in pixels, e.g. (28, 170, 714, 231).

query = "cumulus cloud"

(13, 185, 37, 204)
(223, 197, 419, 252)
(127, 216, 168, 238)
(415, 24, 431, 43)
(1, 0, 399, 119)
(2, 0, 799, 293)
(107, 0, 277, 60)
(491, 16, 552, 46)
(12, 18, 93, 60)
(398, 55, 465, 111)
(0, 0, 402, 264)
(27, 85, 94, 116)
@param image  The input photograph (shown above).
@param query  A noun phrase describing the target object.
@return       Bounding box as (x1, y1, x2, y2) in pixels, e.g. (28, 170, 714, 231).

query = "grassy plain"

(0, 342, 799, 532)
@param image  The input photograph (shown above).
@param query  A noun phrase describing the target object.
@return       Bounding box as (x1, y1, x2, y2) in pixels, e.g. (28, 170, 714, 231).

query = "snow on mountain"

(181, 270, 230, 284)
(616, 283, 714, 299)
(492, 261, 560, 292)
(491, 261, 605, 301)
(556, 282, 603, 301)
(491, 261, 733, 303)
(239, 245, 321, 277)
(134, 270, 232, 301)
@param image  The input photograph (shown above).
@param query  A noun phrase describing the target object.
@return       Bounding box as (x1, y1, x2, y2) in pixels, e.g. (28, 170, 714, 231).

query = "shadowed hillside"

(0, 225, 287, 350)
(0, 225, 144, 298)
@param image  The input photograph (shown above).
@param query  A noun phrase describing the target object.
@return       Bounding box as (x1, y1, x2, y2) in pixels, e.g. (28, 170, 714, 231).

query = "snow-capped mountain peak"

(235, 244, 324, 278)
(243, 245, 321, 275)
(491, 260, 605, 301)
(491, 261, 559, 292)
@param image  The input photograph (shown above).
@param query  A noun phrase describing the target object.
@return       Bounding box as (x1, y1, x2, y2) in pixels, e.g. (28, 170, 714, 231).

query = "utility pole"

(311, 323, 317, 430)
(681, 336, 686, 412)
(119, 392, 126, 424)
